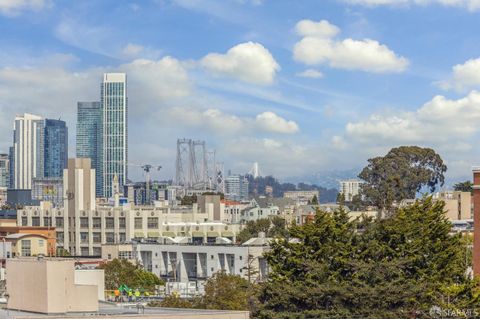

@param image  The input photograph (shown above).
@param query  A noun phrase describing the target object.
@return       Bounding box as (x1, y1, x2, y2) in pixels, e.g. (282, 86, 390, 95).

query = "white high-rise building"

(101, 73, 127, 198)
(339, 179, 363, 202)
(12, 113, 44, 189)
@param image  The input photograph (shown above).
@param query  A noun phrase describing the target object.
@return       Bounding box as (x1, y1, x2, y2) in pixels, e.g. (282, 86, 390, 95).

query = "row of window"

(79, 232, 126, 244)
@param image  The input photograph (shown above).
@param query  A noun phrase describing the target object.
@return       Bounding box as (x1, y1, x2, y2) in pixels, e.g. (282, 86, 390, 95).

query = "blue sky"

(1, 0, 480, 184)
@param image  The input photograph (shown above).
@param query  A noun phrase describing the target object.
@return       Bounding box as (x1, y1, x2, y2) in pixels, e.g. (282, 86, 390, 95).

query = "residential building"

(283, 190, 319, 205)
(339, 179, 363, 202)
(102, 73, 128, 198)
(225, 174, 249, 201)
(240, 197, 296, 223)
(434, 190, 472, 221)
(44, 119, 68, 178)
(0, 225, 56, 256)
(6, 258, 99, 313)
(222, 200, 250, 223)
(11, 113, 44, 189)
(0, 153, 9, 188)
(6, 233, 49, 257)
(76, 101, 103, 197)
(32, 177, 64, 207)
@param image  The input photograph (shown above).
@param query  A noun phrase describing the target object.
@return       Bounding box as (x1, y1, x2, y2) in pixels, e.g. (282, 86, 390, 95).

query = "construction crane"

(128, 163, 162, 204)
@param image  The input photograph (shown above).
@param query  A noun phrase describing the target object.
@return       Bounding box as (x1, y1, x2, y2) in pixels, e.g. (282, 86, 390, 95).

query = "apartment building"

(434, 190, 472, 221)
(339, 179, 363, 202)
(283, 190, 319, 205)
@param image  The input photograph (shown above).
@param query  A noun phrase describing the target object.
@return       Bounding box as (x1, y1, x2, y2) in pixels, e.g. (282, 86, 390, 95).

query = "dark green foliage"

(453, 181, 473, 193)
(359, 146, 447, 211)
(256, 198, 475, 318)
(98, 259, 164, 291)
(180, 195, 197, 205)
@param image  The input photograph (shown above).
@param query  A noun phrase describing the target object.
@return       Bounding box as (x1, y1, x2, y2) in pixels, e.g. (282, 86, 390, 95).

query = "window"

(80, 217, 89, 228)
(147, 217, 158, 229)
(92, 218, 101, 229)
(105, 218, 114, 229)
(55, 217, 64, 227)
(81, 247, 89, 256)
(93, 247, 101, 256)
(32, 217, 40, 226)
(80, 232, 89, 244)
(21, 217, 28, 226)
(43, 217, 52, 227)
(92, 232, 101, 243)
(119, 233, 126, 243)
(39, 239, 44, 247)
(21, 240, 31, 256)
(119, 217, 126, 228)
(57, 232, 64, 243)
(134, 217, 143, 229)
(119, 251, 132, 260)
(105, 232, 115, 243)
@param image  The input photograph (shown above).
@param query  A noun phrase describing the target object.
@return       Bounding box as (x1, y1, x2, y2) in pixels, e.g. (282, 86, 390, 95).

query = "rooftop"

(0, 302, 249, 319)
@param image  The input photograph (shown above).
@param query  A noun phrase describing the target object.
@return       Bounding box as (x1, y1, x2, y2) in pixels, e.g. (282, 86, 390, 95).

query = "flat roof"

(0, 302, 249, 318)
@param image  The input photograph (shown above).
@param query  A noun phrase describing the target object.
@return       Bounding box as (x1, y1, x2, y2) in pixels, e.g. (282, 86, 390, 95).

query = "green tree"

(149, 294, 194, 308)
(237, 218, 288, 243)
(359, 146, 447, 212)
(309, 195, 319, 205)
(198, 272, 252, 311)
(180, 195, 197, 205)
(348, 194, 365, 211)
(257, 199, 473, 318)
(98, 259, 164, 291)
(336, 192, 345, 205)
(453, 180, 473, 193)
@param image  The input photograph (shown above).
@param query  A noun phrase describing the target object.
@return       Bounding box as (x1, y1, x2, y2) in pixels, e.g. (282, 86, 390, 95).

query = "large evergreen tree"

(256, 198, 473, 318)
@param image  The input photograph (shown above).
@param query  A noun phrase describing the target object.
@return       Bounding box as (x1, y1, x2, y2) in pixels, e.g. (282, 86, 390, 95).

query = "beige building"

(339, 179, 363, 202)
(6, 233, 49, 257)
(434, 191, 472, 221)
(6, 258, 99, 313)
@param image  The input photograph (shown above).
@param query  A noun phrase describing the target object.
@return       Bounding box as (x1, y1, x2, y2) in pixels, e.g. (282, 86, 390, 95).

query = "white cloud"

(293, 19, 409, 73)
(438, 58, 480, 92)
(255, 111, 299, 133)
(201, 42, 280, 85)
(343, 90, 480, 145)
(168, 107, 299, 135)
(342, 0, 480, 11)
(122, 44, 144, 57)
(0, 0, 48, 16)
(296, 69, 324, 78)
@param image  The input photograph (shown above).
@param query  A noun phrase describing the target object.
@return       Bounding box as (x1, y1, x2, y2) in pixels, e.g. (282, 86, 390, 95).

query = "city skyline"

(1, 1, 480, 183)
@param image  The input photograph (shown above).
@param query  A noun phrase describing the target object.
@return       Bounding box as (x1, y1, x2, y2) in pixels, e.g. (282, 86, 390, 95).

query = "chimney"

(473, 167, 480, 276)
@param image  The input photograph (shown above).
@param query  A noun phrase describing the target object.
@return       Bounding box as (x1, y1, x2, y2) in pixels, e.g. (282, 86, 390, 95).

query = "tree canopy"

(358, 146, 447, 211)
(237, 217, 288, 243)
(256, 198, 473, 318)
(98, 258, 163, 291)
(453, 181, 473, 193)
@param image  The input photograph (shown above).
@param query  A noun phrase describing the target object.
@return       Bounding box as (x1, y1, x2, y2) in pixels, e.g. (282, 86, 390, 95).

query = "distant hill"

(285, 168, 361, 190)
(246, 175, 339, 203)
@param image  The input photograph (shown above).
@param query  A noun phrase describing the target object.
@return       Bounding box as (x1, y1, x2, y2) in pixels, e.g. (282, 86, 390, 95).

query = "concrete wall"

(6, 258, 99, 313)
(75, 269, 105, 301)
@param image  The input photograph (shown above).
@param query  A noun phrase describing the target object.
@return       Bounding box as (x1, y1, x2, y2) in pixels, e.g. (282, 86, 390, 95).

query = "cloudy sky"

(1, 0, 480, 183)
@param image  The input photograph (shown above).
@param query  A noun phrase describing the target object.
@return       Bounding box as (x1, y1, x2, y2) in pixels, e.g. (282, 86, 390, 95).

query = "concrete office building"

(63, 158, 96, 255)
(102, 73, 128, 198)
(104, 240, 270, 284)
(11, 113, 44, 189)
(18, 202, 242, 256)
(77, 101, 103, 197)
(339, 179, 363, 202)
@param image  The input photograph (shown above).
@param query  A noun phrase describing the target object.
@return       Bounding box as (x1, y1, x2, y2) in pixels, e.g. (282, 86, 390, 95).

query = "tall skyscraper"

(12, 113, 44, 189)
(76, 101, 102, 197)
(0, 154, 9, 188)
(101, 73, 127, 198)
(44, 119, 68, 178)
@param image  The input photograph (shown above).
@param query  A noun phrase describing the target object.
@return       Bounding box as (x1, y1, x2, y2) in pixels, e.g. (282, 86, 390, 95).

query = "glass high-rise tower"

(44, 119, 68, 178)
(77, 102, 103, 197)
(101, 73, 127, 198)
